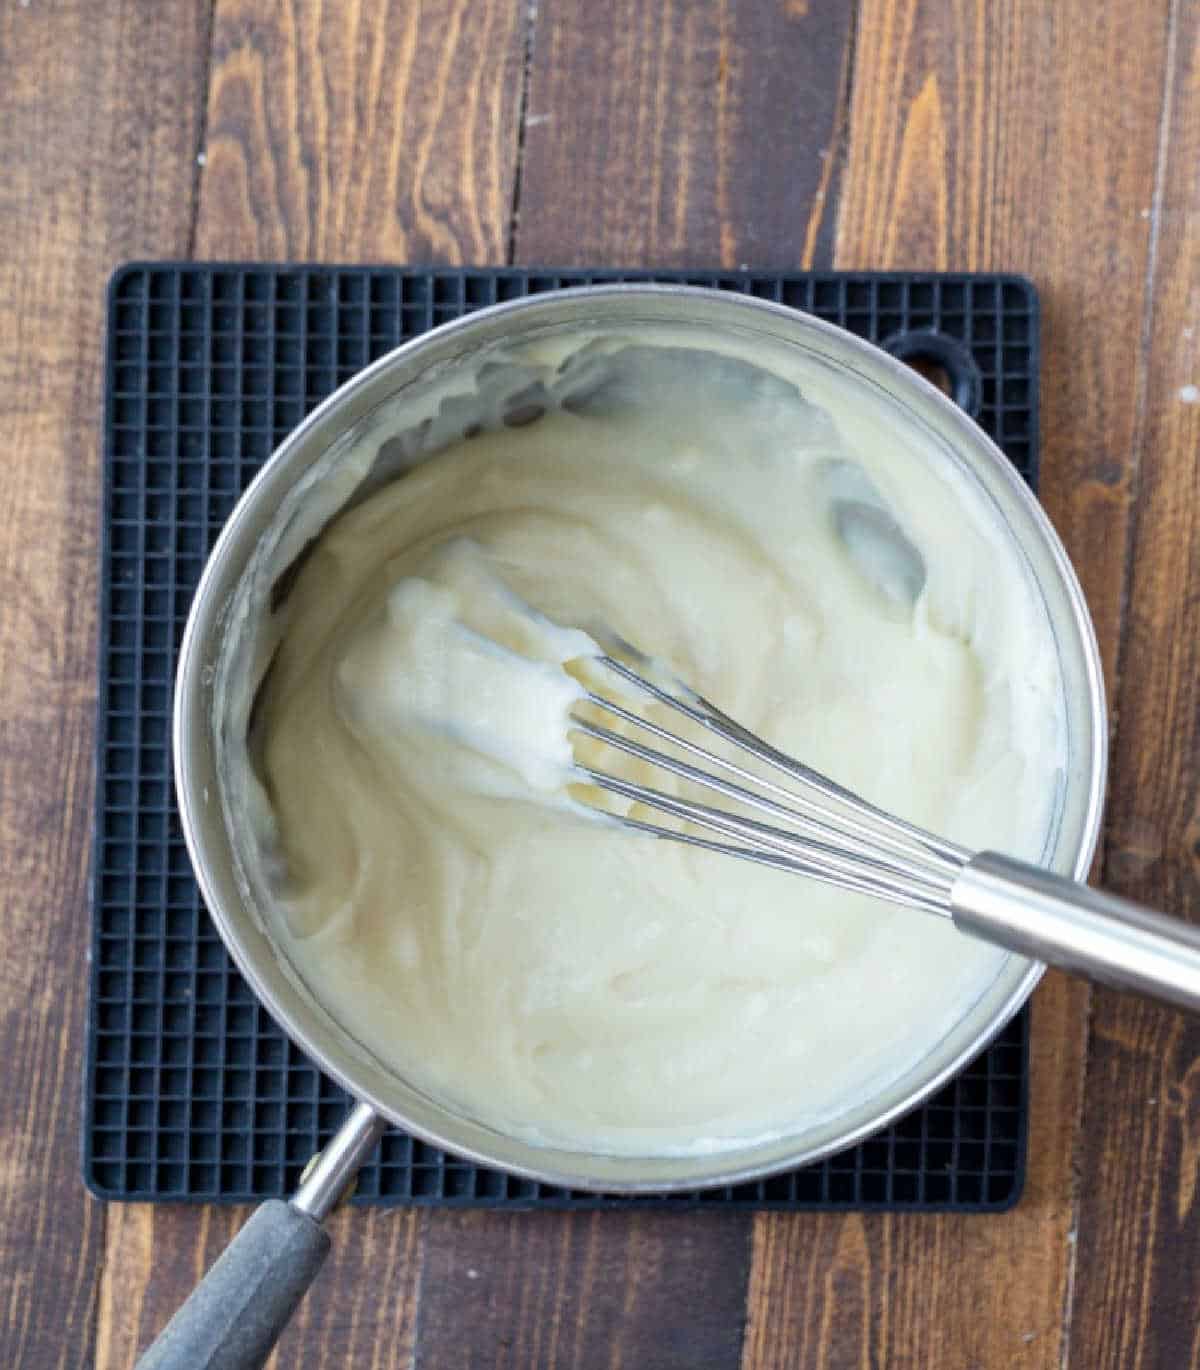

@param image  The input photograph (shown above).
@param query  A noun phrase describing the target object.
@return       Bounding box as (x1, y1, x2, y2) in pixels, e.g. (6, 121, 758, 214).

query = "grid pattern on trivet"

(89, 264, 1038, 1210)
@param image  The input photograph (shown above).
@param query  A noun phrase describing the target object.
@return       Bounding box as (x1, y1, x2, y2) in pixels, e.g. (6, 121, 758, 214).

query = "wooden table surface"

(2, 1, 1198, 1366)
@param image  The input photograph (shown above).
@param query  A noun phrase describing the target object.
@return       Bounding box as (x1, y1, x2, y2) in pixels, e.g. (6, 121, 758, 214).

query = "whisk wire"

(585, 767, 955, 915)
(612, 813, 952, 915)
(573, 715, 955, 894)
(590, 656, 968, 867)
(569, 655, 969, 918)
(561, 658, 1200, 1018)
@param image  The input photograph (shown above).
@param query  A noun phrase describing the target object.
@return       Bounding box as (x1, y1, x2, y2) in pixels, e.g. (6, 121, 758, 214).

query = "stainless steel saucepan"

(140, 286, 1108, 1367)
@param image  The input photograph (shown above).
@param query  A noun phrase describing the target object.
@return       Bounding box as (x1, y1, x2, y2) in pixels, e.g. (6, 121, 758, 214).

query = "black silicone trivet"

(88, 264, 1038, 1209)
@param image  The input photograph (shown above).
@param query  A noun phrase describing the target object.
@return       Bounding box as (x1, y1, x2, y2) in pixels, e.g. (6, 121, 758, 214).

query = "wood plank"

(105, 4, 528, 1366)
(410, 6, 853, 1367)
(514, 0, 855, 268)
(742, 975, 1088, 1369)
(414, 1210, 750, 1370)
(833, 0, 1171, 687)
(194, 0, 526, 262)
(743, 1, 1175, 1366)
(97, 1204, 425, 1370)
(0, 3, 210, 1367)
(1069, 4, 1200, 1363)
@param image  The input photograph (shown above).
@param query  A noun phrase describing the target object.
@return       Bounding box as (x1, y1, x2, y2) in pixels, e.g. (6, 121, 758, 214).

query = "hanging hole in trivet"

(883, 330, 983, 419)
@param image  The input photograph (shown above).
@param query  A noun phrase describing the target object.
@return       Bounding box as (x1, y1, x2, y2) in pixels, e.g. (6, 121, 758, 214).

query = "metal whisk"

(570, 656, 1200, 1014)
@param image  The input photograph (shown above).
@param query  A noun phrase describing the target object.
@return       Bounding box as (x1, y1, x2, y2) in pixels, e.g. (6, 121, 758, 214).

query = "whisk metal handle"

(952, 852, 1200, 1013)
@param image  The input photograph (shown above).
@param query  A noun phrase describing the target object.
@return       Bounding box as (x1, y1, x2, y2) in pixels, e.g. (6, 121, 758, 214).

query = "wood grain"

(834, 0, 1173, 688)
(2, 0, 1192, 1366)
(194, 0, 526, 262)
(742, 975, 1088, 1370)
(413, 1210, 750, 1370)
(0, 3, 210, 1367)
(744, 1, 1175, 1366)
(409, 5, 855, 1365)
(103, 3, 527, 1366)
(1070, 4, 1200, 1364)
(97, 1204, 425, 1370)
(514, 0, 855, 268)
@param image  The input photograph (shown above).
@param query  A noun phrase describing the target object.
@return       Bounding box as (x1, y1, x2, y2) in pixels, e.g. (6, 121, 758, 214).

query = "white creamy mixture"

(239, 335, 1065, 1155)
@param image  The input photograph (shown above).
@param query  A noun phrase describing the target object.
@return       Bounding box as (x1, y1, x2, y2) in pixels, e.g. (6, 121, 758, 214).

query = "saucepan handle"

(135, 1102, 385, 1370)
(952, 851, 1200, 1014)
